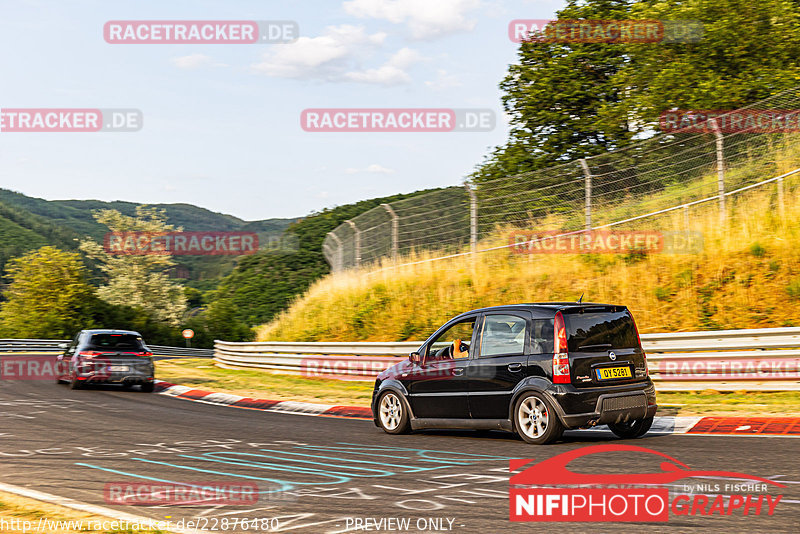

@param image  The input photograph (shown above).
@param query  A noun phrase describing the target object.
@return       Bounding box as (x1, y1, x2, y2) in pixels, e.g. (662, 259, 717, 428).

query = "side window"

(480, 315, 527, 357)
(531, 319, 555, 354)
(426, 319, 476, 361)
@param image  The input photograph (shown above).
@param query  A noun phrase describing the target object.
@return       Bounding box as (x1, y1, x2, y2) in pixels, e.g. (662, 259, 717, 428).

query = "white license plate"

(109, 365, 129, 372)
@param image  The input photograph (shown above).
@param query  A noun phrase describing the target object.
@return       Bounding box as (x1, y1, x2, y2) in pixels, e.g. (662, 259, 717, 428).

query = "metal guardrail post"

(464, 183, 477, 254)
(381, 203, 399, 262)
(579, 159, 592, 232)
(778, 174, 786, 217)
(709, 119, 726, 221)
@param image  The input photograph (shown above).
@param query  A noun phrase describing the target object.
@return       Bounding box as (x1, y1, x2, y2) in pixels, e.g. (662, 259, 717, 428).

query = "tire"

(514, 392, 564, 445)
(608, 416, 654, 439)
(69, 374, 82, 390)
(376, 391, 410, 434)
(140, 382, 155, 393)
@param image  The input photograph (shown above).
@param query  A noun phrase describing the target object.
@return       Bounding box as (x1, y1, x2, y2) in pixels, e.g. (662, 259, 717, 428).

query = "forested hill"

(0, 188, 295, 279)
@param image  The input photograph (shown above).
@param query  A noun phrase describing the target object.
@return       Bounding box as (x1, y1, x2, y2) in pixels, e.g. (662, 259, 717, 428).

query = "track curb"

(154, 380, 373, 419)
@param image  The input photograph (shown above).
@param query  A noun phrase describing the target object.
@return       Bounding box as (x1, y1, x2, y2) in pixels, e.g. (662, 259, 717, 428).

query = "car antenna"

(577, 293, 584, 304)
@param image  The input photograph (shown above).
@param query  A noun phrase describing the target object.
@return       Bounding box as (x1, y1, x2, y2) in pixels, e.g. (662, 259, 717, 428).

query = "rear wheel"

(69, 374, 82, 390)
(514, 392, 563, 444)
(140, 382, 155, 393)
(377, 391, 410, 434)
(608, 416, 653, 439)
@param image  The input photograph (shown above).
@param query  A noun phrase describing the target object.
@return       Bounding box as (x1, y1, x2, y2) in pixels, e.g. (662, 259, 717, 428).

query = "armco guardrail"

(0, 339, 212, 358)
(215, 327, 800, 391)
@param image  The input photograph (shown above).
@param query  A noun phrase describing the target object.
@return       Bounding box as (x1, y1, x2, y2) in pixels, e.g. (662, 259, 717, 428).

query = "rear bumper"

(548, 380, 657, 429)
(74, 369, 154, 384)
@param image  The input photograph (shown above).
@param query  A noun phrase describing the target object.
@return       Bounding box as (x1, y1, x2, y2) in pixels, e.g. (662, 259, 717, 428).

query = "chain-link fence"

(323, 86, 800, 271)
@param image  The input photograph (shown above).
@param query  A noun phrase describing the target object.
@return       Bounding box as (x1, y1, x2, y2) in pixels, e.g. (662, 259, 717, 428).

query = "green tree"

(79, 206, 186, 325)
(472, 0, 800, 182)
(623, 0, 800, 121)
(0, 247, 97, 338)
(472, 0, 635, 183)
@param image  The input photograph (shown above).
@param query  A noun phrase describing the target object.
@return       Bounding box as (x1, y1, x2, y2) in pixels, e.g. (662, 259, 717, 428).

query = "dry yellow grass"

(258, 170, 800, 342)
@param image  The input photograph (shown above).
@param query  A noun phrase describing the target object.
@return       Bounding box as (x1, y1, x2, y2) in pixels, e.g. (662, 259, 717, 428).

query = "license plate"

(596, 366, 631, 380)
(109, 365, 129, 372)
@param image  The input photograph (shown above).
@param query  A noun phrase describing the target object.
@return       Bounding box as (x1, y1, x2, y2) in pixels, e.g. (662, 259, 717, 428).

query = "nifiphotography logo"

(509, 444, 784, 522)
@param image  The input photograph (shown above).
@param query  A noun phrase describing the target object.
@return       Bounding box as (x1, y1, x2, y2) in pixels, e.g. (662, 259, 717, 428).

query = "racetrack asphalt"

(0, 357, 798, 533)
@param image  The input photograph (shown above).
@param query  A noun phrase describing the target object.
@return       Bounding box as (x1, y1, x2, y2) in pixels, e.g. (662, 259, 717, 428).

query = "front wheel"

(608, 416, 654, 439)
(376, 391, 410, 434)
(514, 392, 563, 444)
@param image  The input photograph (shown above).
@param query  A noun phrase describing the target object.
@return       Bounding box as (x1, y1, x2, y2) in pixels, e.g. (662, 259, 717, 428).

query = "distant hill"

(0, 188, 296, 283)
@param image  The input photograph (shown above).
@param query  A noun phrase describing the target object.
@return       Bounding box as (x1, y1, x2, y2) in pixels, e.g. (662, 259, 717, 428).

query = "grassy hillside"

(257, 174, 800, 341)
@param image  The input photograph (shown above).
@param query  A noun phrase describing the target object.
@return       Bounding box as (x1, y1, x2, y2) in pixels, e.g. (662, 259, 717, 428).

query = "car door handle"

(508, 363, 523, 372)
(453, 368, 465, 376)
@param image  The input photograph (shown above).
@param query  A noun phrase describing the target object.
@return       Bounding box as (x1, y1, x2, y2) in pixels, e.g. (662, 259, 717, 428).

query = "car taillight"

(140, 351, 153, 358)
(553, 311, 570, 384)
(78, 351, 101, 359)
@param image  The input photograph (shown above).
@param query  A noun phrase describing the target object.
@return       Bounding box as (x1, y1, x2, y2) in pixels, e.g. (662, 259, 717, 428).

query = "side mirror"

(409, 351, 421, 364)
(58, 343, 69, 349)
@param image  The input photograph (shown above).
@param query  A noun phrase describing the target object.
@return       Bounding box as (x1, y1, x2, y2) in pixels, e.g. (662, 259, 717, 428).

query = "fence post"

(381, 203, 399, 262)
(327, 232, 343, 272)
(464, 183, 478, 254)
(683, 204, 690, 230)
(345, 220, 361, 268)
(579, 158, 592, 232)
(778, 174, 786, 217)
(709, 119, 726, 221)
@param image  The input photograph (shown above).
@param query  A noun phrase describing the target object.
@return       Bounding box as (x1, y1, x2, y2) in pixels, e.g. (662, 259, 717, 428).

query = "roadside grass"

(155, 358, 374, 405)
(0, 491, 165, 533)
(156, 359, 800, 417)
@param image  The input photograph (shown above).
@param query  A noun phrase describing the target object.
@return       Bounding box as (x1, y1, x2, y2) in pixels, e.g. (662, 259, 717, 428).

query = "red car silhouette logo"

(510, 444, 784, 488)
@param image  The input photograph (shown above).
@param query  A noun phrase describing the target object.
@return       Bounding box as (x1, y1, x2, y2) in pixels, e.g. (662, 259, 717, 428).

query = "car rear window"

(87, 334, 145, 351)
(563, 310, 638, 352)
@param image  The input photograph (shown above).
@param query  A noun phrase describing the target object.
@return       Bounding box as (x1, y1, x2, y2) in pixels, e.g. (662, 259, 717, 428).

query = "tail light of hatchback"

(552, 311, 570, 384)
(77, 351, 101, 359)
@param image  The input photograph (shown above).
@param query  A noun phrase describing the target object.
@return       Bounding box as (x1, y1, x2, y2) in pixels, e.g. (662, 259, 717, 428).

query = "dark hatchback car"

(371, 303, 657, 444)
(55, 329, 155, 391)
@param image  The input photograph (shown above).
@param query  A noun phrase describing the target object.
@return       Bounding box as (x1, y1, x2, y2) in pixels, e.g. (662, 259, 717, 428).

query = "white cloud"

(171, 54, 226, 70)
(424, 69, 462, 90)
(252, 24, 401, 83)
(343, 0, 480, 39)
(344, 164, 395, 174)
(342, 47, 423, 85)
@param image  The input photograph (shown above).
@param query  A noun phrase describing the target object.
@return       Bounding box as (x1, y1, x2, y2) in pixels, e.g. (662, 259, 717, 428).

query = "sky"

(0, 0, 566, 221)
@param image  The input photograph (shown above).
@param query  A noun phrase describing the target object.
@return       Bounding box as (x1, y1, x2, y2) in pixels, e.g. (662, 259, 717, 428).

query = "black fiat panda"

(371, 303, 657, 444)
